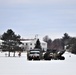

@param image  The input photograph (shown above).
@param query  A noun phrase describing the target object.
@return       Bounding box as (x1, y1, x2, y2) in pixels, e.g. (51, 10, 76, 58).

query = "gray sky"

(0, 0, 76, 39)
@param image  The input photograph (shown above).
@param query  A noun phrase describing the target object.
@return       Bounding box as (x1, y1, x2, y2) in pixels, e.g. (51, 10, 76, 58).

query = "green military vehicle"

(43, 49, 65, 60)
(27, 48, 42, 60)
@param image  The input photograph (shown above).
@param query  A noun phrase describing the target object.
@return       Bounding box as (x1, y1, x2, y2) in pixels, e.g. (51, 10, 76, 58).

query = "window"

(30, 43, 32, 45)
(30, 47, 32, 49)
(26, 43, 28, 45)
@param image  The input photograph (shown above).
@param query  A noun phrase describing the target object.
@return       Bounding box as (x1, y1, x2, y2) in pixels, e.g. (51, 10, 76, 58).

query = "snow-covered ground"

(0, 51, 76, 75)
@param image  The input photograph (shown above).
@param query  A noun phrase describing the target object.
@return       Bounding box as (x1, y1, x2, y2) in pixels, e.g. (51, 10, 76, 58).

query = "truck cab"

(27, 48, 41, 60)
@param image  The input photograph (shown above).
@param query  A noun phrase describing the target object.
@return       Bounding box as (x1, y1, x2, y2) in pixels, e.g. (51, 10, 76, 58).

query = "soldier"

(18, 51, 21, 57)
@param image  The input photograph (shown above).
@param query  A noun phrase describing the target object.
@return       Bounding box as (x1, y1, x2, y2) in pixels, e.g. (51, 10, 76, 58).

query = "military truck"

(27, 48, 42, 60)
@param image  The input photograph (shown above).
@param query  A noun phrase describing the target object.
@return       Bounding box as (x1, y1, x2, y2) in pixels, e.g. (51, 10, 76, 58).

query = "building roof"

(21, 40, 31, 43)
(20, 38, 47, 44)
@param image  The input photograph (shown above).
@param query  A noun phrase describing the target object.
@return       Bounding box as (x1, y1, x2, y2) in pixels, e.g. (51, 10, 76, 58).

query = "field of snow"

(0, 51, 76, 75)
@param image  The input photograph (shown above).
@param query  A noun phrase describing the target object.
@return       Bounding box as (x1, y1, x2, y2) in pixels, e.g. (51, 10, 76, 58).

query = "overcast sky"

(0, 0, 76, 39)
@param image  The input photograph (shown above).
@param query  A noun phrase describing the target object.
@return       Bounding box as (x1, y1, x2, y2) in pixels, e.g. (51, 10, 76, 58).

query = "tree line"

(0, 29, 76, 57)
(43, 33, 76, 54)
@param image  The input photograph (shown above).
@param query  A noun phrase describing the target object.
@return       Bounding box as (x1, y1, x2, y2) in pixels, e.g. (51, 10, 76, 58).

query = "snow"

(0, 52, 76, 75)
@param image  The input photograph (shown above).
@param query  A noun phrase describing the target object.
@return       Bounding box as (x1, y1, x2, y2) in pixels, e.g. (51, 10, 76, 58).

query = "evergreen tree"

(67, 37, 76, 54)
(62, 33, 70, 45)
(1, 29, 23, 57)
(34, 39, 42, 49)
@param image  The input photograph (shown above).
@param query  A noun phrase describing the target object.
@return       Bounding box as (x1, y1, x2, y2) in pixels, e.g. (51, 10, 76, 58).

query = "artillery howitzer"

(43, 49, 65, 60)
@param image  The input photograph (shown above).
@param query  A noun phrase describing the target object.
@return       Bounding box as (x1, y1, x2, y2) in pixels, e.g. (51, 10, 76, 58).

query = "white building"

(0, 39, 3, 51)
(21, 38, 47, 51)
(0, 39, 3, 45)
